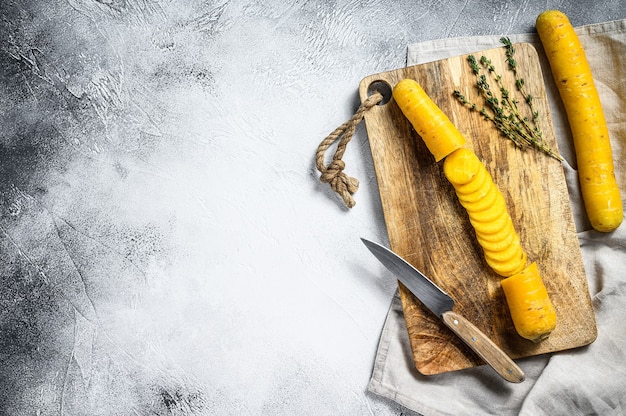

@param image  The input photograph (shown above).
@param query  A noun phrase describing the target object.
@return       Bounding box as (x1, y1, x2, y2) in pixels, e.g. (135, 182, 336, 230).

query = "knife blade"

(361, 238, 525, 383)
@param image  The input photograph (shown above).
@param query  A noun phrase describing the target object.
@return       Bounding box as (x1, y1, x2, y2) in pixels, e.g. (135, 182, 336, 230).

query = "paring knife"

(361, 238, 525, 383)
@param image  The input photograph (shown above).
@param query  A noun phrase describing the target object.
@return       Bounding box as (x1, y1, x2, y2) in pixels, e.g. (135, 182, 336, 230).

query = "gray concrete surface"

(1, 1, 623, 414)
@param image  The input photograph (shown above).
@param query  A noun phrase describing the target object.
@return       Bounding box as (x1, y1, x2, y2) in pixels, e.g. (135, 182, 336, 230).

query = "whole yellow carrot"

(536, 10, 623, 232)
(392, 79, 466, 161)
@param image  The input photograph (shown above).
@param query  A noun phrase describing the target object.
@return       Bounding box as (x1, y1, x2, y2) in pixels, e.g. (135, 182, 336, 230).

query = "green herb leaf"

(453, 41, 562, 161)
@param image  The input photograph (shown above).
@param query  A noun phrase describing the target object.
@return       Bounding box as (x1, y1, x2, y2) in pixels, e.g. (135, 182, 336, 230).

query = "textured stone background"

(1, 1, 624, 414)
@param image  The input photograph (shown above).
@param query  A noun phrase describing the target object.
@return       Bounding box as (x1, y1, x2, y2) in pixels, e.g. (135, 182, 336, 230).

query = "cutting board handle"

(314, 91, 384, 208)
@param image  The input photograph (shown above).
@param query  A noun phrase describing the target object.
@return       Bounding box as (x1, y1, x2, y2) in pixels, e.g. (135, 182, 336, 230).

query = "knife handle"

(442, 310, 525, 383)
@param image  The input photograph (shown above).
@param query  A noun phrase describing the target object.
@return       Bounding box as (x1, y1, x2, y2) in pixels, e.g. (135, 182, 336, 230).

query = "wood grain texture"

(358, 43, 597, 375)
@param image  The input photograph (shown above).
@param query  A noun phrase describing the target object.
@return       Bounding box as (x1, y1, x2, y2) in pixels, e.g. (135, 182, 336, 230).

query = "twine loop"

(315, 91, 383, 208)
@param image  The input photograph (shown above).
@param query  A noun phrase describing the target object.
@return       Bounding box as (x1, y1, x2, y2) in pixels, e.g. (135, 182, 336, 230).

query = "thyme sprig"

(453, 37, 562, 161)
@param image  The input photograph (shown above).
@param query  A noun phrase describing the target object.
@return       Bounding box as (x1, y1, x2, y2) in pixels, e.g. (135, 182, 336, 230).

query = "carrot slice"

(443, 148, 482, 184)
(455, 168, 488, 195)
(458, 186, 498, 212)
(468, 193, 507, 223)
(476, 228, 518, 252)
(470, 209, 510, 235)
(484, 240, 524, 263)
(474, 220, 516, 243)
(485, 250, 527, 277)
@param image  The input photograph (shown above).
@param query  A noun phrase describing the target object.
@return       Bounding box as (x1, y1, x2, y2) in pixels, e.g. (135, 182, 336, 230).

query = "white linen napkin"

(368, 18, 626, 416)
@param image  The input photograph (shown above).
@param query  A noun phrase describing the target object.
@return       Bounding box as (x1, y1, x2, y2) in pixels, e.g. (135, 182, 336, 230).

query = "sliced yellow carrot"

(455, 168, 488, 195)
(501, 262, 557, 342)
(392, 78, 557, 340)
(476, 228, 518, 252)
(456, 185, 492, 204)
(443, 147, 482, 184)
(470, 210, 510, 235)
(444, 148, 527, 277)
(485, 251, 527, 277)
(484, 241, 524, 263)
(392, 79, 466, 161)
(458, 185, 499, 212)
(468, 195, 507, 223)
(474, 220, 516, 243)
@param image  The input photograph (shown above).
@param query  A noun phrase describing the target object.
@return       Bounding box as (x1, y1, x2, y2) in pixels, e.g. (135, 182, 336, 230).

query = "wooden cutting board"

(359, 43, 597, 375)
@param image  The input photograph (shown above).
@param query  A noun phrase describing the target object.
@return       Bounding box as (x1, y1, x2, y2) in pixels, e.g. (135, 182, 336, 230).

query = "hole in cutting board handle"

(367, 80, 392, 105)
